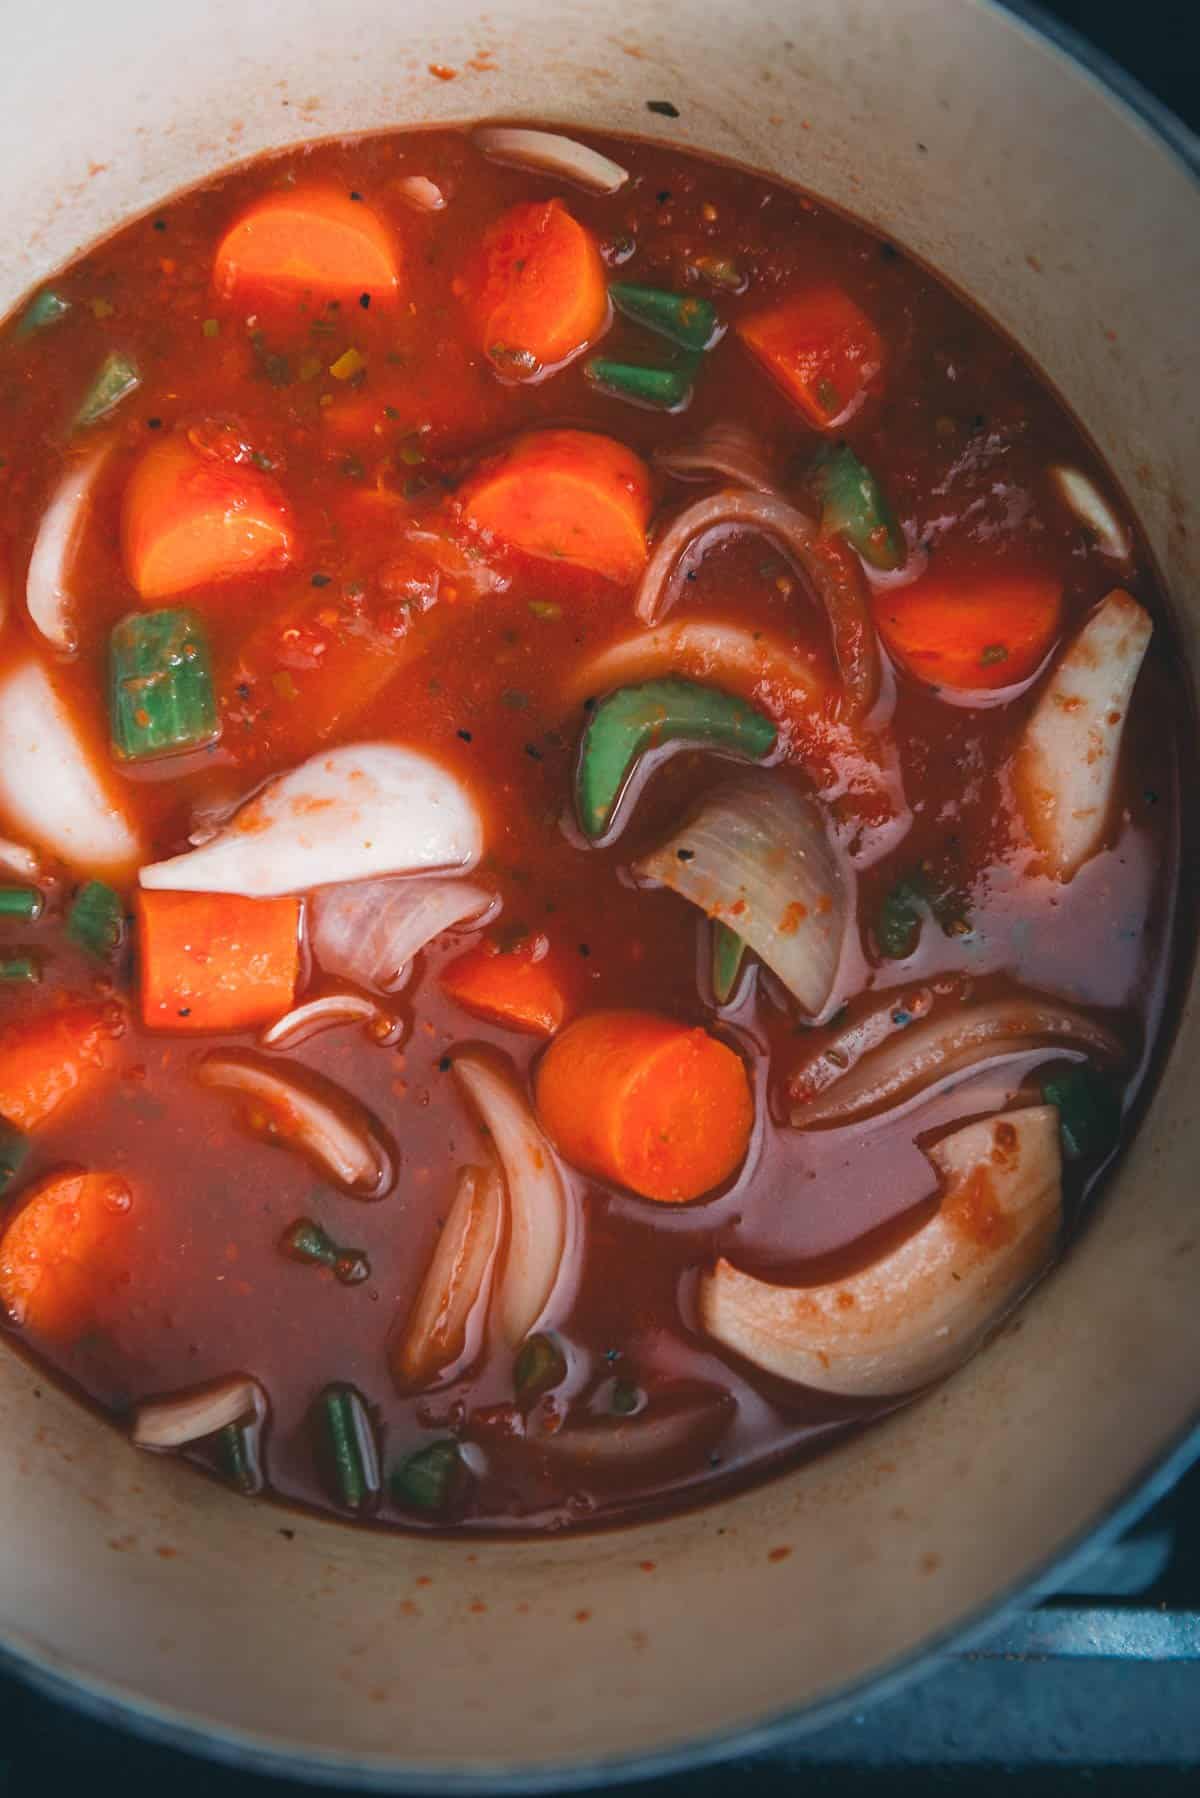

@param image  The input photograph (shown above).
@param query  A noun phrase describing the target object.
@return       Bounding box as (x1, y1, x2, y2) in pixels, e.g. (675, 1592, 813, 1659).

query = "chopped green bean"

(609, 282, 719, 352)
(712, 921, 748, 1004)
(75, 351, 140, 429)
(585, 357, 697, 411)
(514, 1332, 567, 1403)
(576, 678, 776, 840)
(391, 1439, 467, 1513)
(280, 1217, 370, 1286)
(17, 289, 71, 337)
(809, 444, 905, 572)
(876, 878, 926, 960)
(0, 955, 39, 983)
(217, 1420, 263, 1496)
(1042, 1066, 1122, 1161)
(610, 1378, 643, 1416)
(0, 887, 41, 922)
(67, 882, 125, 959)
(109, 608, 220, 761)
(0, 1119, 29, 1195)
(317, 1384, 381, 1513)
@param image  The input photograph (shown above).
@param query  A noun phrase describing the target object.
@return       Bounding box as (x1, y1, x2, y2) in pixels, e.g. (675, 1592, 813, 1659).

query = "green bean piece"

(17, 289, 71, 337)
(1042, 1066, 1122, 1162)
(75, 351, 140, 429)
(609, 282, 719, 352)
(576, 678, 776, 840)
(712, 921, 748, 1004)
(0, 955, 39, 983)
(391, 1439, 467, 1513)
(0, 887, 42, 922)
(809, 444, 905, 572)
(67, 881, 125, 959)
(317, 1383, 381, 1513)
(610, 1378, 643, 1416)
(584, 357, 697, 411)
(109, 608, 220, 761)
(217, 1420, 264, 1496)
(876, 878, 926, 960)
(0, 1119, 30, 1195)
(280, 1217, 370, 1286)
(514, 1332, 567, 1403)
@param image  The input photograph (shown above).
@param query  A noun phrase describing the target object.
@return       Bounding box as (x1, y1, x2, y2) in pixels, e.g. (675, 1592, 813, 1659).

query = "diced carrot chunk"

(0, 1169, 133, 1342)
(137, 891, 300, 1033)
(873, 570, 1063, 691)
(737, 285, 884, 428)
(535, 1009, 753, 1203)
(0, 1003, 121, 1133)
(441, 934, 570, 1037)
(460, 429, 651, 582)
(462, 199, 608, 373)
(213, 187, 401, 305)
(122, 432, 296, 601)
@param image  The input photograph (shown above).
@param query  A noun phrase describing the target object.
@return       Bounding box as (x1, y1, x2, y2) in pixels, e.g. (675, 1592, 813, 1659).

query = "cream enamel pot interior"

(1, 0, 1198, 1784)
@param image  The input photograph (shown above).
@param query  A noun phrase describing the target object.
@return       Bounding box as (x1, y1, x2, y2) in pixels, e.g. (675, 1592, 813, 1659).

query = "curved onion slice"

(196, 1050, 392, 1197)
(533, 1388, 735, 1477)
(655, 422, 778, 495)
(702, 1105, 1062, 1396)
(1013, 589, 1152, 881)
(0, 835, 39, 879)
(0, 657, 141, 876)
(453, 1049, 576, 1344)
(1048, 465, 1132, 562)
(473, 126, 628, 195)
(393, 1161, 504, 1391)
(636, 772, 849, 1020)
(140, 742, 482, 896)
(396, 175, 446, 212)
(789, 992, 1122, 1129)
(311, 876, 496, 994)
(26, 444, 111, 653)
(133, 1374, 265, 1449)
(634, 489, 880, 713)
(260, 992, 391, 1049)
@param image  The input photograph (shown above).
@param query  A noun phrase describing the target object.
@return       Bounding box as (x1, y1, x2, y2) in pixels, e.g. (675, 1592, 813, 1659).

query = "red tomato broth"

(0, 124, 1189, 1534)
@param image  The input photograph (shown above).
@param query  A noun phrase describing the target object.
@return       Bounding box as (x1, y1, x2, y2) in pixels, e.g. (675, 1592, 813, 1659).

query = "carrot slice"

(460, 428, 651, 582)
(123, 432, 296, 601)
(0, 1003, 121, 1133)
(0, 1168, 133, 1342)
(137, 891, 300, 1033)
(462, 199, 608, 374)
(440, 934, 570, 1038)
(874, 570, 1063, 691)
(213, 187, 401, 305)
(737, 285, 884, 428)
(535, 1009, 753, 1203)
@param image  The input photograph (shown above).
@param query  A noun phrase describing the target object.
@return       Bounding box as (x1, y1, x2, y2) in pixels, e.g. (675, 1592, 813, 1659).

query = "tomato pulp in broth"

(0, 125, 1186, 1533)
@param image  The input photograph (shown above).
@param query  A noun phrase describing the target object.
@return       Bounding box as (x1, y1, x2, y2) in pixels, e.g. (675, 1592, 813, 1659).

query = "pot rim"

(2, 0, 1198, 1786)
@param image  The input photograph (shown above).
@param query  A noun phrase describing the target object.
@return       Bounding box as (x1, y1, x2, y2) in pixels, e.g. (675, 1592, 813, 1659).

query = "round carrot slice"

(213, 187, 400, 305)
(123, 431, 296, 601)
(0, 1168, 133, 1342)
(459, 428, 651, 583)
(873, 570, 1063, 692)
(535, 1009, 753, 1203)
(463, 199, 608, 375)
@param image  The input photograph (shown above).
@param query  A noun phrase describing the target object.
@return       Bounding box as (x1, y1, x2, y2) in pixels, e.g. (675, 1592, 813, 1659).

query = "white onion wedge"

(1013, 589, 1152, 881)
(636, 772, 850, 1021)
(701, 1105, 1062, 1396)
(634, 489, 881, 713)
(0, 657, 141, 876)
(140, 742, 482, 896)
(1048, 465, 1132, 562)
(788, 992, 1121, 1129)
(26, 443, 111, 653)
(396, 175, 446, 211)
(311, 877, 496, 993)
(534, 1389, 735, 1477)
(473, 126, 628, 194)
(260, 992, 392, 1049)
(196, 1051, 392, 1197)
(0, 835, 39, 879)
(133, 1374, 265, 1449)
(393, 1162, 504, 1391)
(655, 422, 778, 495)
(453, 1049, 576, 1345)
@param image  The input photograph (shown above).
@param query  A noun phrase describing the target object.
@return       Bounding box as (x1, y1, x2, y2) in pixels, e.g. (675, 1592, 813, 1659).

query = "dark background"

(1, 3, 1197, 1794)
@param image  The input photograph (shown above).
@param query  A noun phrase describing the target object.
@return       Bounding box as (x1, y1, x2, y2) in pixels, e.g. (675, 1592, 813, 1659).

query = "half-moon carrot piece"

(460, 428, 651, 582)
(0, 1003, 121, 1133)
(213, 187, 401, 305)
(535, 1009, 753, 1203)
(122, 432, 296, 601)
(0, 1168, 133, 1342)
(737, 285, 884, 428)
(873, 570, 1063, 692)
(440, 933, 570, 1038)
(462, 198, 608, 374)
